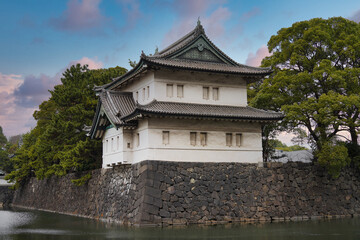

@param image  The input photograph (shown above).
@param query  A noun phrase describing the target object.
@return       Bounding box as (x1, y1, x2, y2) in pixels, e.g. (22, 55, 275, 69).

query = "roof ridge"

(246, 106, 283, 114)
(144, 100, 248, 109)
(158, 22, 205, 55)
(106, 90, 133, 95)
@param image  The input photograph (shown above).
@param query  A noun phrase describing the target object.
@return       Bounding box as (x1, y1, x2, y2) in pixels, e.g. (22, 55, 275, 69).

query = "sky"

(0, 0, 359, 145)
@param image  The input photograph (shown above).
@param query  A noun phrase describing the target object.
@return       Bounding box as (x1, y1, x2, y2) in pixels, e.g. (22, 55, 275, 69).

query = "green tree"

(0, 126, 7, 147)
(251, 17, 360, 176)
(6, 64, 127, 187)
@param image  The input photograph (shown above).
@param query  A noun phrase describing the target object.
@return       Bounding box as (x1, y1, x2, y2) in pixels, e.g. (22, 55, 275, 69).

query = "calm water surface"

(1, 209, 360, 240)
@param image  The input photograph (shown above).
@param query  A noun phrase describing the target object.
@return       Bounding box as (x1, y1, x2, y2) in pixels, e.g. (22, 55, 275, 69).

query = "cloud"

(350, 9, 360, 23)
(0, 57, 103, 137)
(161, 0, 230, 48)
(0, 74, 37, 137)
(0, 73, 23, 94)
(49, 0, 107, 32)
(13, 74, 58, 109)
(240, 7, 260, 22)
(68, 57, 103, 69)
(245, 45, 271, 67)
(117, 0, 142, 32)
(231, 7, 261, 36)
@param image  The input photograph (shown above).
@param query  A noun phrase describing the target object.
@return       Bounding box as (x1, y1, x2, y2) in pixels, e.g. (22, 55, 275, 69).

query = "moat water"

(1, 209, 360, 240)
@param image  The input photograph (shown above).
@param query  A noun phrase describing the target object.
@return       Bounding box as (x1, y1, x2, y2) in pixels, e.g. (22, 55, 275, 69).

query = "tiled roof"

(89, 90, 283, 139)
(94, 22, 271, 92)
(124, 100, 284, 121)
(99, 90, 136, 125)
(142, 56, 271, 75)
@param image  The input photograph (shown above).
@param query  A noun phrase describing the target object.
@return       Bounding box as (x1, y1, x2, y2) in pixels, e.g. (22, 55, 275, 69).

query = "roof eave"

(121, 108, 284, 123)
(142, 58, 272, 77)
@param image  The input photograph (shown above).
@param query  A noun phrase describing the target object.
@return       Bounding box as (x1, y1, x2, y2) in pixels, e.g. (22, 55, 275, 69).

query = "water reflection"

(1, 209, 360, 240)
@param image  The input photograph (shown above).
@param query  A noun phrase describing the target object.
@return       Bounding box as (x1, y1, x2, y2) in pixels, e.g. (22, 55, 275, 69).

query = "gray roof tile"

(130, 101, 284, 121)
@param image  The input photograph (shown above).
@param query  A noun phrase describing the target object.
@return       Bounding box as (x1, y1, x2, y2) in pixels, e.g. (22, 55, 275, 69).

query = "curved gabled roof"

(97, 21, 272, 92)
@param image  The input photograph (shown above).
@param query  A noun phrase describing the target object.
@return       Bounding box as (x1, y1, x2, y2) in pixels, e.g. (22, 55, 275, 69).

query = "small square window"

(236, 133, 242, 147)
(162, 131, 170, 145)
(226, 133, 232, 146)
(190, 132, 197, 146)
(200, 132, 207, 146)
(177, 85, 184, 98)
(203, 87, 209, 100)
(167, 84, 173, 97)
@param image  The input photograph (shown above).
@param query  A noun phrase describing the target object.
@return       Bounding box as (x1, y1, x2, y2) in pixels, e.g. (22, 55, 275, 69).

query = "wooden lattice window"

(236, 133, 242, 147)
(162, 131, 170, 145)
(213, 87, 219, 100)
(167, 84, 173, 97)
(226, 133, 232, 146)
(200, 132, 207, 146)
(177, 85, 184, 98)
(203, 87, 209, 99)
(190, 132, 197, 146)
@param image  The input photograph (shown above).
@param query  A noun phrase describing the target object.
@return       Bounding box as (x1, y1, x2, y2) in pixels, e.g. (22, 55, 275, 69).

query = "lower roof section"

(123, 100, 284, 122)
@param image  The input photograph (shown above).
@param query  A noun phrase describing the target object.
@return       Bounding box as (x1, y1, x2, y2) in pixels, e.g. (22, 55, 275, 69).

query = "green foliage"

(269, 139, 308, 152)
(71, 172, 92, 186)
(346, 142, 360, 168)
(276, 145, 308, 152)
(6, 64, 127, 187)
(269, 139, 287, 148)
(316, 142, 351, 178)
(250, 17, 360, 174)
(0, 126, 7, 147)
(0, 128, 18, 173)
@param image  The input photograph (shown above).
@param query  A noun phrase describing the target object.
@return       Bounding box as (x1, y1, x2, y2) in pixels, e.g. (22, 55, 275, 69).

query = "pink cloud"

(350, 9, 360, 22)
(0, 57, 103, 137)
(162, 0, 230, 48)
(49, 0, 107, 32)
(245, 45, 271, 67)
(68, 57, 103, 69)
(0, 73, 23, 94)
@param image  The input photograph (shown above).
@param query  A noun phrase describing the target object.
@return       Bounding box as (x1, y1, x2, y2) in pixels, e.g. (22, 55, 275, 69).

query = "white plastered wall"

(102, 127, 133, 168)
(118, 71, 155, 105)
(153, 71, 248, 106)
(131, 118, 263, 164)
(101, 117, 263, 168)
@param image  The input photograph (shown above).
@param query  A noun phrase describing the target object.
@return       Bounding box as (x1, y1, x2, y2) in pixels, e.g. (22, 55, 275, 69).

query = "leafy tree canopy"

(6, 64, 127, 187)
(0, 126, 7, 147)
(250, 17, 360, 176)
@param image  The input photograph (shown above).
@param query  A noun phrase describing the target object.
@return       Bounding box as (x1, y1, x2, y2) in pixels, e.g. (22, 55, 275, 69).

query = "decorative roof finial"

(195, 17, 205, 35)
(155, 46, 159, 55)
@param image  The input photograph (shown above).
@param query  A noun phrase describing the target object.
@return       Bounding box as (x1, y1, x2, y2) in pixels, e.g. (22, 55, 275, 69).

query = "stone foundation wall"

(13, 164, 150, 224)
(12, 161, 360, 225)
(0, 185, 14, 208)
